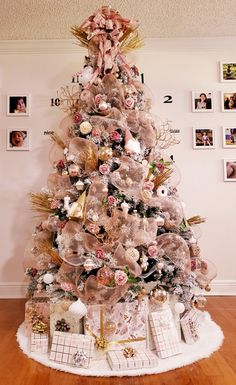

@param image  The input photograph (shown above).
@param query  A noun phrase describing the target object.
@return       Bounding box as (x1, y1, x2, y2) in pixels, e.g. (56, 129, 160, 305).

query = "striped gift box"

(107, 349, 158, 370)
(49, 331, 94, 368)
(149, 307, 182, 358)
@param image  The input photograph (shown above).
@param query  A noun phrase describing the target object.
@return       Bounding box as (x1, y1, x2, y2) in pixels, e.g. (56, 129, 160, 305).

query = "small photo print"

(193, 128, 215, 149)
(222, 92, 236, 111)
(220, 62, 236, 82)
(222, 127, 236, 148)
(224, 159, 236, 181)
(7, 95, 29, 116)
(7, 129, 29, 151)
(192, 91, 213, 112)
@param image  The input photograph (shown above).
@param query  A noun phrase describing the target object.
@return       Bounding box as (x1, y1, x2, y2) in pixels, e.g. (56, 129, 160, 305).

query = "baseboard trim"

(0, 280, 235, 298)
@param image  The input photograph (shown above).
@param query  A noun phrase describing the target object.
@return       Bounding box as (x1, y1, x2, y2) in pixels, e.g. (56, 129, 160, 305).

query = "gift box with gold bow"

(25, 298, 50, 336)
(107, 348, 158, 370)
(84, 299, 147, 359)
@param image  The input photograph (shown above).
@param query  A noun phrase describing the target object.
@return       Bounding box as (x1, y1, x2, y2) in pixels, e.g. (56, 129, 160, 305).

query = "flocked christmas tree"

(24, 6, 217, 336)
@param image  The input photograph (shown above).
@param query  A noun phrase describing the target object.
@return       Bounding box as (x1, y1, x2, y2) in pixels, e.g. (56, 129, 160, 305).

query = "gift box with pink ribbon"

(50, 331, 94, 368)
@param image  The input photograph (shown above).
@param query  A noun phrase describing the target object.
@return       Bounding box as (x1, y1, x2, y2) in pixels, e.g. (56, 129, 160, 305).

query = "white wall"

(0, 38, 235, 297)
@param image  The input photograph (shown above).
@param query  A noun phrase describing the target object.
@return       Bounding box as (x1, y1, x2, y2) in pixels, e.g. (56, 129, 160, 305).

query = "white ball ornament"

(98, 101, 108, 111)
(156, 185, 168, 197)
(78, 66, 93, 86)
(43, 273, 54, 284)
(68, 298, 87, 319)
(174, 302, 185, 315)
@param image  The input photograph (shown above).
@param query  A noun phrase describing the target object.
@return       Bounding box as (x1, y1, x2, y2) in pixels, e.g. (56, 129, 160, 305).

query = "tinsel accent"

(153, 169, 173, 188)
(30, 192, 53, 214)
(80, 145, 98, 173)
(50, 132, 67, 149)
(37, 240, 63, 266)
(187, 216, 206, 225)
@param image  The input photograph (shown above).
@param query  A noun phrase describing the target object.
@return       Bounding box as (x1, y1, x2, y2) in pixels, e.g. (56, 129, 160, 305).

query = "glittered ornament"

(98, 146, 113, 161)
(43, 273, 54, 284)
(96, 266, 114, 286)
(104, 320, 116, 336)
(125, 247, 139, 262)
(150, 287, 168, 303)
(84, 258, 97, 272)
(68, 164, 80, 177)
(80, 121, 92, 135)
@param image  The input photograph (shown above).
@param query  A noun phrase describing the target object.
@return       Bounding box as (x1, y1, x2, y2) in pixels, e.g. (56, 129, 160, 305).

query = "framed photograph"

(220, 62, 236, 82)
(224, 159, 236, 181)
(7, 95, 30, 116)
(192, 91, 213, 112)
(7, 129, 29, 151)
(222, 92, 236, 111)
(222, 127, 236, 148)
(193, 128, 215, 149)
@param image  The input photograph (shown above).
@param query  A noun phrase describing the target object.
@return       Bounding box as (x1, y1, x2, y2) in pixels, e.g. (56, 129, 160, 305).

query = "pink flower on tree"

(107, 195, 117, 205)
(114, 270, 128, 286)
(91, 128, 102, 138)
(74, 113, 83, 124)
(148, 244, 159, 258)
(95, 94, 104, 105)
(143, 181, 155, 191)
(110, 130, 122, 142)
(50, 200, 61, 209)
(96, 248, 106, 259)
(125, 97, 135, 109)
(99, 163, 110, 175)
(156, 162, 165, 173)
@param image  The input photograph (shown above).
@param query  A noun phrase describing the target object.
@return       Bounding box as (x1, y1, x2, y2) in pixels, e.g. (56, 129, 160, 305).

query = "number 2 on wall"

(163, 95, 173, 104)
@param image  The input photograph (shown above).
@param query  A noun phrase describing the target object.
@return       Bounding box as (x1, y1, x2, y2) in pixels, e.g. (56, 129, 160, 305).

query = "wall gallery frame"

(7, 128, 29, 151)
(193, 128, 215, 149)
(7, 95, 30, 116)
(220, 62, 236, 82)
(224, 159, 236, 181)
(222, 127, 236, 148)
(221, 92, 236, 111)
(192, 91, 213, 112)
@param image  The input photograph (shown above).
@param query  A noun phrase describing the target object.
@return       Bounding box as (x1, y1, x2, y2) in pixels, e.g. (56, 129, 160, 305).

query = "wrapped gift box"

(107, 349, 158, 370)
(149, 307, 182, 358)
(50, 300, 83, 338)
(30, 332, 48, 353)
(180, 309, 203, 344)
(50, 331, 94, 368)
(25, 298, 50, 336)
(84, 299, 147, 359)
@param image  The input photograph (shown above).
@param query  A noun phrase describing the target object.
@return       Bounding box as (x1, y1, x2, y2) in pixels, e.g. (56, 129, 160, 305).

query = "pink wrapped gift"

(84, 299, 147, 359)
(180, 309, 203, 344)
(25, 298, 50, 336)
(107, 349, 158, 370)
(30, 332, 48, 353)
(50, 331, 94, 368)
(149, 307, 182, 358)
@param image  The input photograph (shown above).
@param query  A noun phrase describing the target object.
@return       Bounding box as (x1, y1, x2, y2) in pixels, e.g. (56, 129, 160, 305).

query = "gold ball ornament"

(205, 285, 211, 292)
(98, 147, 113, 161)
(150, 287, 168, 303)
(104, 320, 116, 336)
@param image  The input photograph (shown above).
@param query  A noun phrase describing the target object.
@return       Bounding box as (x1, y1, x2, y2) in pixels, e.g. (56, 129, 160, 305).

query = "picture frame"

(193, 128, 215, 149)
(222, 127, 236, 148)
(7, 95, 30, 116)
(221, 92, 236, 112)
(192, 91, 213, 112)
(220, 62, 236, 82)
(224, 159, 236, 181)
(7, 128, 29, 151)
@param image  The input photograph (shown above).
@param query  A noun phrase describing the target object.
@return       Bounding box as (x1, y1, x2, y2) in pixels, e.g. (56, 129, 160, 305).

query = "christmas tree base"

(16, 312, 223, 377)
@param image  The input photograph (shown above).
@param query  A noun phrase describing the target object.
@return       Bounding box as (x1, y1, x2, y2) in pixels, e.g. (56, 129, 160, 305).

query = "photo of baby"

(7, 95, 29, 116)
(7, 129, 29, 151)
(224, 160, 236, 181)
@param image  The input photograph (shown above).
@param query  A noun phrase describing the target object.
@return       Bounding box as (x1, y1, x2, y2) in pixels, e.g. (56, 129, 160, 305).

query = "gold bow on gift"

(85, 306, 145, 352)
(32, 320, 48, 334)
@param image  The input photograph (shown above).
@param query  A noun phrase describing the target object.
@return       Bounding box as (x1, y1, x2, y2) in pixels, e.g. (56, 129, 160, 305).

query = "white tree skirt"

(16, 312, 224, 377)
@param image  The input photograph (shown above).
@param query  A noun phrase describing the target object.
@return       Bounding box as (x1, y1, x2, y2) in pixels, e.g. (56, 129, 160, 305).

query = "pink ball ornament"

(96, 267, 114, 286)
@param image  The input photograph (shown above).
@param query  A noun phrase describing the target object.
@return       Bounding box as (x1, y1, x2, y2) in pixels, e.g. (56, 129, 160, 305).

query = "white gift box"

(107, 349, 158, 370)
(30, 332, 48, 353)
(180, 309, 203, 344)
(50, 331, 94, 368)
(149, 307, 182, 358)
